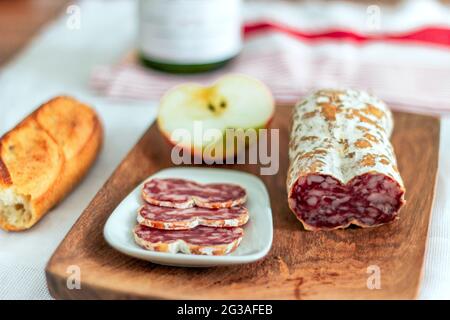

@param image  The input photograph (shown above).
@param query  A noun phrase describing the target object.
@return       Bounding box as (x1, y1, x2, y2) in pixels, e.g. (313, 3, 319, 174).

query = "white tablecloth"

(0, 0, 449, 299)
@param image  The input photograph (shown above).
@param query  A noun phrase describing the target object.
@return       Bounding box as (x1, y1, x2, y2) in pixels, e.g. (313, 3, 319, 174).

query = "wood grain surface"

(0, 0, 71, 66)
(46, 106, 440, 300)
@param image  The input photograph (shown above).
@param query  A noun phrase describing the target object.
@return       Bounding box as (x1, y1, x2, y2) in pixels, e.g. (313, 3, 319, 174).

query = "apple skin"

(156, 74, 275, 163)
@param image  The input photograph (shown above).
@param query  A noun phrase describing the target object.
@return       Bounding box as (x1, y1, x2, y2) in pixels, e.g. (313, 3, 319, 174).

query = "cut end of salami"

(287, 89, 406, 231)
(289, 173, 405, 230)
(142, 178, 247, 209)
(133, 224, 244, 255)
(138, 203, 249, 230)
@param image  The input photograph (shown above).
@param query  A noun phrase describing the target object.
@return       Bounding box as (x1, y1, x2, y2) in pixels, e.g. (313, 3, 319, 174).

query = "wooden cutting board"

(46, 106, 440, 299)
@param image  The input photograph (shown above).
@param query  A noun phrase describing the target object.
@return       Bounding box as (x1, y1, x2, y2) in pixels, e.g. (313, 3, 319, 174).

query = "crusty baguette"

(0, 96, 103, 231)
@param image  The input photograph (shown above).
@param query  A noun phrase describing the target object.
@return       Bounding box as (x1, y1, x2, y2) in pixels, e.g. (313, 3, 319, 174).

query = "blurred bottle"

(138, 0, 242, 73)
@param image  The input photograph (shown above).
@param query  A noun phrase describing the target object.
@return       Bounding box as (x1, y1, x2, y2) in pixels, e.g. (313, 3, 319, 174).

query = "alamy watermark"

(66, 5, 81, 30)
(66, 265, 81, 290)
(169, 121, 279, 175)
(366, 5, 381, 31)
(366, 265, 381, 290)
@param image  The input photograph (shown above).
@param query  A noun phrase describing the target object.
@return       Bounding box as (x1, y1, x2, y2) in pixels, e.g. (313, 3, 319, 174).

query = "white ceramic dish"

(103, 167, 273, 267)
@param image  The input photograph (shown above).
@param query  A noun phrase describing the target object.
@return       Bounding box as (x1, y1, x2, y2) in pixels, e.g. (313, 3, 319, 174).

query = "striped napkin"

(90, 0, 450, 114)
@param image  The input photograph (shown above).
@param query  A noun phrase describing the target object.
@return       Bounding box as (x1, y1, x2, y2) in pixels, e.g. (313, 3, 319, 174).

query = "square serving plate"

(103, 167, 273, 267)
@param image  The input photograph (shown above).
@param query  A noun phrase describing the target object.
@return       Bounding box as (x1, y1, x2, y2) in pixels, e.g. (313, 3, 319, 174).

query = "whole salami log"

(142, 178, 246, 209)
(133, 224, 244, 255)
(137, 203, 249, 230)
(287, 89, 405, 231)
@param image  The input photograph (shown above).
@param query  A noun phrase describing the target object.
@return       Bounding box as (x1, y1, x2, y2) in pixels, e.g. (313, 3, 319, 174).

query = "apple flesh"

(157, 74, 275, 162)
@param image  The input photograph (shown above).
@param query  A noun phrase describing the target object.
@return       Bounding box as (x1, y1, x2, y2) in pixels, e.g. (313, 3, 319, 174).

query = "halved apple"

(157, 74, 275, 162)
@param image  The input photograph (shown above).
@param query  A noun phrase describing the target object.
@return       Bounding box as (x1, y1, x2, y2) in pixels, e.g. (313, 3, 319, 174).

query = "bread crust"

(0, 96, 103, 231)
(0, 142, 12, 186)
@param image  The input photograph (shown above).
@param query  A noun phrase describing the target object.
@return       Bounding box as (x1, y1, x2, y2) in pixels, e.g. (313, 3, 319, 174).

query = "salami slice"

(142, 178, 247, 209)
(287, 89, 405, 231)
(133, 224, 244, 255)
(137, 203, 249, 230)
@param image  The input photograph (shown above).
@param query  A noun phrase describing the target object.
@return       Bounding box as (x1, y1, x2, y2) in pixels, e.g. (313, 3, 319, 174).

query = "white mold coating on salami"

(287, 89, 405, 230)
(133, 224, 244, 255)
(137, 203, 249, 230)
(142, 178, 247, 209)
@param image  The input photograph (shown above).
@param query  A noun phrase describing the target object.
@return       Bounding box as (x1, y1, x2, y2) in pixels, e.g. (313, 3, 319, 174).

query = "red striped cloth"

(90, 21, 450, 114)
(244, 22, 450, 47)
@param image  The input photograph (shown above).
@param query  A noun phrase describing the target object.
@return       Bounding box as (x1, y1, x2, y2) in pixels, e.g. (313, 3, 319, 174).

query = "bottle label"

(138, 0, 242, 64)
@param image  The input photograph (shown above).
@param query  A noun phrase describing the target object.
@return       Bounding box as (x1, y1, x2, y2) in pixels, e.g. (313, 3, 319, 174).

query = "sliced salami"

(287, 89, 406, 231)
(133, 224, 244, 255)
(142, 178, 247, 209)
(137, 203, 249, 230)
